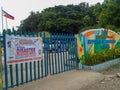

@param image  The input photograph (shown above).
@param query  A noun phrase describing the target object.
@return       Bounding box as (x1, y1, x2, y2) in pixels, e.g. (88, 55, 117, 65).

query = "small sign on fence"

(6, 36, 43, 64)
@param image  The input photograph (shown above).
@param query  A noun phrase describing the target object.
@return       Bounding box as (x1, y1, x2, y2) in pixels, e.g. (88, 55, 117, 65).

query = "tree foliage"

(18, 0, 120, 33)
(18, 11, 41, 32)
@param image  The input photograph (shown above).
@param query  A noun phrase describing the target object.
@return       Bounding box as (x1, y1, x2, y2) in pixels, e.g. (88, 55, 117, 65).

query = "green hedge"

(85, 48, 120, 66)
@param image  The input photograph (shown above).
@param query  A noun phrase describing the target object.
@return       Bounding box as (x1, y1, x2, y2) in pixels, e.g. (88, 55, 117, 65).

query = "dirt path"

(81, 63, 120, 90)
(9, 70, 104, 90)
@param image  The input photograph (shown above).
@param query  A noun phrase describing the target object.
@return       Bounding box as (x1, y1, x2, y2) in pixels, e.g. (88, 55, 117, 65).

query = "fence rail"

(1, 30, 78, 89)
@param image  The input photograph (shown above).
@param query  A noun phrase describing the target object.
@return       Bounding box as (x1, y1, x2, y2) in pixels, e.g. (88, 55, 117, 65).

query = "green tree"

(99, 0, 120, 29)
(18, 11, 41, 32)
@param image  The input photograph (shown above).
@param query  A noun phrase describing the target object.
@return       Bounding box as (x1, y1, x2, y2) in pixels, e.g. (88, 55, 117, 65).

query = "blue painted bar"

(68, 34, 71, 70)
(34, 53, 36, 80)
(50, 33, 54, 75)
(20, 64, 24, 84)
(43, 33, 47, 76)
(68, 34, 72, 70)
(54, 33, 57, 74)
(24, 32, 28, 83)
(32, 32, 36, 80)
(47, 36, 50, 75)
(65, 34, 69, 71)
(36, 32, 40, 79)
(74, 37, 78, 69)
(62, 34, 66, 72)
(14, 31, 19, 86)
(60, 33, 63, 72)
(25, 60, 28, 82)
(38, 61, 40, 79)
(71, 34, 75, 69)
(41, 60, 43, 78)
(45, 33, 48, 76)
(39, 32, 42, 78)
(27, 32, 32, 81)
(3, 30, 8, 90)
(30, 62, 32, 81)
(9, 65, 13, 87)
(57, 33, 60, 73)
(19, 31, 24, 84)
(8, 30, 14, 88)
(72, 34, 75, 69)
(41, 33, 44, 78)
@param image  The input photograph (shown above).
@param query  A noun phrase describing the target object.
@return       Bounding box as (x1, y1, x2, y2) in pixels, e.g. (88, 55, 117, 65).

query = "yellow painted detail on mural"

(77, 28, 120, 64)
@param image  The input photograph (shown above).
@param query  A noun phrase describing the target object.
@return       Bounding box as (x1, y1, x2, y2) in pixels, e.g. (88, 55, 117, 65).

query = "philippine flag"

(2, 9, 15, 20)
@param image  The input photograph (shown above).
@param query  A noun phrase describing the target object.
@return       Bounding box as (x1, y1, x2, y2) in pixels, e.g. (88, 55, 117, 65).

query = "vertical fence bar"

(24, 32, 28, 83)
(46, 33, 48, 76)
(75, 36, 78, 69)
(32, 32, 37, 80)
(48, 35, 51, 75)
(54, 33, 57, 74)
(69, 34, 72, 70)
(3, 30, 8, 90)
(40, 33, 45, 78)
(72, 34, 75, 69)
(36, 32, 40, 79)
(68, 34, 71, 70)
(8, 30, 14, 88)
(50, 33, 54, 75)
(60, 33, 63, 72)
(68, 34, 70, 70)
(73, 34, 76, 69)
(13, 31, 19, 86)
(62, 34, 65, 72)
(57, 33, 60, 74)
(27, 32, 32, 81)
(65, 34, 69, 71)
(43, 33, 47, 77)
(41, 33, 44, 78)
(39, 32, 42, 78)
(20, 31, 24, 84)
(71, 34, 74, 69)
(70, 34, 72, 70)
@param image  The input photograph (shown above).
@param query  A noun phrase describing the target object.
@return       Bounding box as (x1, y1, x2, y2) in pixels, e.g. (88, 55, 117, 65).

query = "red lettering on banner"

(17, 48, 36, 56)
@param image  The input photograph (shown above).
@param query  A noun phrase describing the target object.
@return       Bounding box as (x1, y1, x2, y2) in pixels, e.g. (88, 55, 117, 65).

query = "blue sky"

(0, 0, 104, 32)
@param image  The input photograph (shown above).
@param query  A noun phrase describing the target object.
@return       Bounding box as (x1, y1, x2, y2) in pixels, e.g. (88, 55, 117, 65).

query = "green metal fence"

(2, 30, 78, 89)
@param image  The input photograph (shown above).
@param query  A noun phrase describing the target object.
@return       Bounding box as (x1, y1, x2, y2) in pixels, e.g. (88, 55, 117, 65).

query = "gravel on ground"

(81, 63, 120, 90)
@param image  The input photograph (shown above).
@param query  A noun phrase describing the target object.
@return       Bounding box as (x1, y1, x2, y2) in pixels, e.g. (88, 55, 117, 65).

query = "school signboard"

(77, 28, 120, 64)
(6, 36, 43, 64)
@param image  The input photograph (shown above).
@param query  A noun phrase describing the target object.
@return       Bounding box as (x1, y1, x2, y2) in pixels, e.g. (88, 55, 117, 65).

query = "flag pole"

(5, 17, 8, 30)
(1, 7, 4, 33)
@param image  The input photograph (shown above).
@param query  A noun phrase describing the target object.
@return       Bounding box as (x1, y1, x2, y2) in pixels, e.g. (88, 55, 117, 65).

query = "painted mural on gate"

(77, 28, 120, 64)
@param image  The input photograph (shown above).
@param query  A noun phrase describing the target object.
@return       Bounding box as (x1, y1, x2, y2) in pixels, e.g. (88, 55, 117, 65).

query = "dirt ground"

(5, 62, 120, 90)
(81, 63, 120, 90)
(9, 70, 104, 90)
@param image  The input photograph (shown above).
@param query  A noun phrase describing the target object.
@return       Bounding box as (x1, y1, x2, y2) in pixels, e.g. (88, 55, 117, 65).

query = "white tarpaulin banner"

(6, 35, 43, 64)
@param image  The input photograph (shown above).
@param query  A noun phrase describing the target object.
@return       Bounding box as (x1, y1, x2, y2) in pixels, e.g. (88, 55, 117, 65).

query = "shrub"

(85, 48, 120, 66)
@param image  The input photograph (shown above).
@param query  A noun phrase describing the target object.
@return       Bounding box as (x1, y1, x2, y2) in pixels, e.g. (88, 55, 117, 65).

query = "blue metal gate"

(45, 33, 78, 75)
(2, 30, 78, 89)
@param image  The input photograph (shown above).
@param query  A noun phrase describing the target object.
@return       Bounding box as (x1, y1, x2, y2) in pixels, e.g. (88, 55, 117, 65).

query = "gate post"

(0, 36, 3, 90)
(3, 30, 8, 90)
(75, 37, 79, 69)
